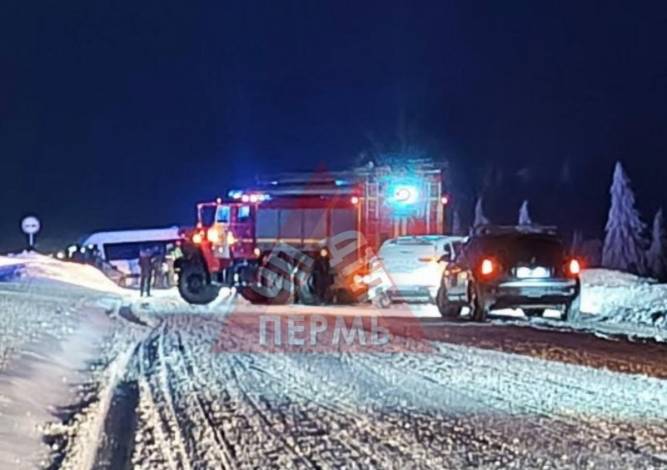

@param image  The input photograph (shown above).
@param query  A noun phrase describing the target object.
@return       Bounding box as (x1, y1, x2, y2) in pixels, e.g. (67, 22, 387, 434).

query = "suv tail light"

(479, 257, 498, 278)
(567, 258, 581, 276)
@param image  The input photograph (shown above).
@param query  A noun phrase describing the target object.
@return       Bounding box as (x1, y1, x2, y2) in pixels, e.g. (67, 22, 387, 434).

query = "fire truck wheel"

(238, 286, 269, 304)
(178, 264, 220, 305)
(254, 258, 294, 305)
(296, 268, 331, 305)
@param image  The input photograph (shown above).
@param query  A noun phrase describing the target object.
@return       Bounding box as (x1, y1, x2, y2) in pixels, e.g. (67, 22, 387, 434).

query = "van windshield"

(104, 241, 169, 261)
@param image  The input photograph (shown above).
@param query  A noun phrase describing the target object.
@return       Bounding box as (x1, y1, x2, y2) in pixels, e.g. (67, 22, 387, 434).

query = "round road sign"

(21, 216, 41, 235)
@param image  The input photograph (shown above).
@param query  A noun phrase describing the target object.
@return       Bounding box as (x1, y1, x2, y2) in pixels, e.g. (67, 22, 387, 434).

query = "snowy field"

(0, 253, 666, 468)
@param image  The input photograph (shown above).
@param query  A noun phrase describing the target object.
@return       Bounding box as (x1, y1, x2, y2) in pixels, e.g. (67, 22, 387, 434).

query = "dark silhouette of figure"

(313, 255, 331, 304)
(152, 247, 166, 288)
(139, 247, 153, 297)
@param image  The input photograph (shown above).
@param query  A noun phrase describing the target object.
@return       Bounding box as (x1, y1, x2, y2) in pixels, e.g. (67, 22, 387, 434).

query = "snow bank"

(0, 252, 125, 295)
(580, 269, 667, 338)
(0, 252, 150, 469)
(0, 256, 24, 268)
(0, 309, 116, 469)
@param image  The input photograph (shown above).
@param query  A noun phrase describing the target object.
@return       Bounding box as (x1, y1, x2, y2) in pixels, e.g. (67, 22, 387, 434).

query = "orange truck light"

(207, 227, 220, 243)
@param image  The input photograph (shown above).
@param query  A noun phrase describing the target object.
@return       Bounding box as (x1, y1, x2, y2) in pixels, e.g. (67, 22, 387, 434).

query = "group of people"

(139, 243, 181, 297)
(64, 244, 104, 268)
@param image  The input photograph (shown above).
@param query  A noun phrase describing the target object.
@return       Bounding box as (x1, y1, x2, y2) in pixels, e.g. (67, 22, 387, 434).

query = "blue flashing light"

(388, 184, 420, 206)
(392, 185, 419, 204)
(384, 178, 423, 215)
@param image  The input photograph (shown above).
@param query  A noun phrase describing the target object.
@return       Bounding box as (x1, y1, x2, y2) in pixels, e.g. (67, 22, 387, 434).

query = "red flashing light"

(441, 195, 449, 205)
(350, 196, 360, 205)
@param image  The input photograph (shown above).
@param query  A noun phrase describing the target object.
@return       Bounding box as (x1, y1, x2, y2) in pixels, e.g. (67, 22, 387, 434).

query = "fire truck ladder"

(363, 179, 380, 253)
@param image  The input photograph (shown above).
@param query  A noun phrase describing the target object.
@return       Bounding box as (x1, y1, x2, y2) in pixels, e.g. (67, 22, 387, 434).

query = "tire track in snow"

(171, 330, 237, 469)
(273, 350, 525, 468)
(170, 316, 364, 468)
(173, 315, 581, 467)
(203, 315, 422, 466)
(227, 356, 318, 469)
(152, 322, 234, 468)
(135, 324, 191, 470)
(130, 314, 667, 469)
(234, 352, 441, 467)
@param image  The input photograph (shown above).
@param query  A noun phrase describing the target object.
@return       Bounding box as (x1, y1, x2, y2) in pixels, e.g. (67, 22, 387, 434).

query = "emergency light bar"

(228, 190, 271, 202)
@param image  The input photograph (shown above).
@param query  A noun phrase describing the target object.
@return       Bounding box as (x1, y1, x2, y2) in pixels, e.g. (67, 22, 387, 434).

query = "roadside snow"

(0, 256, 23, 267)
(1, 252, 125, 295)
(579, 269, 667, 341)
(0, 254, 146, 469)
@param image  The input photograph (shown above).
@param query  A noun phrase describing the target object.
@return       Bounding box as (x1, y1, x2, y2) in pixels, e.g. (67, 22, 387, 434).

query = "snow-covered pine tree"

(601, 162, 647, 274)
(473, 197, 490, 227)
(451, 209, 463, 235)
(518, 200, 532, 225)
(646, 208, 666, 279)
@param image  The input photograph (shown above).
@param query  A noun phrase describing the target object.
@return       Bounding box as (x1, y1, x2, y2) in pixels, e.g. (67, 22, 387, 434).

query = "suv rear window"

(469, 234, 564, 265)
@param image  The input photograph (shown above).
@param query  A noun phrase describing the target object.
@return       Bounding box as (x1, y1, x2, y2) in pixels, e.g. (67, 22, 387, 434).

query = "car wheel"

(436, 285, 460, 319)
(563, 295, 581, 322)
(468, 283, 488, 322)
(373, 292, 392, 309)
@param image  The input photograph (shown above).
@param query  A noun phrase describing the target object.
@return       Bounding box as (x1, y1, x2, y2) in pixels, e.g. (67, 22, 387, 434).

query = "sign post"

(21, 216, 41, 250)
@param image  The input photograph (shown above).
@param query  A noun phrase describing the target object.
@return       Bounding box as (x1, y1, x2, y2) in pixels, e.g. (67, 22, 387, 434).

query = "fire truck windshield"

(199, 205, 216, 226)
(215, 205, 231, 223)
(198, 204, 232, 226)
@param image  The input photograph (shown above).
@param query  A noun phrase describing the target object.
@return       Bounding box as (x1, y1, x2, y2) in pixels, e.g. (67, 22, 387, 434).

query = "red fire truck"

(175, 160, 448, 305)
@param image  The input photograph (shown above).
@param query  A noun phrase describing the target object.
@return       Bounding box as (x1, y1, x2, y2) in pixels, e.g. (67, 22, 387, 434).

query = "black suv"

(436, 225, 581, 321)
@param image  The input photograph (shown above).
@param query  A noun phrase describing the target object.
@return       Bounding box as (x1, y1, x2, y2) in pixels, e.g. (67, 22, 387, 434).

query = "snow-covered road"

(1, 255, 667, 469)
(87, 310, 667, 470)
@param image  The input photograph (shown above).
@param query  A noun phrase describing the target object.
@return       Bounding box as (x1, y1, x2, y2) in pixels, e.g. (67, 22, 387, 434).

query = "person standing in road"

(151, 247, 164, 289)
(139, 247, 153, 297)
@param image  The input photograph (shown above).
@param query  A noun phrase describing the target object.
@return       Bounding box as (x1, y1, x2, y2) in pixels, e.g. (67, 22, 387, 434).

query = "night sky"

(1, 1, 667, 251)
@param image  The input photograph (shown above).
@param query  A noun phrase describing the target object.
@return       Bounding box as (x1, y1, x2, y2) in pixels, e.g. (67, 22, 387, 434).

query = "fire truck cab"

(175, 161, 448, 305)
